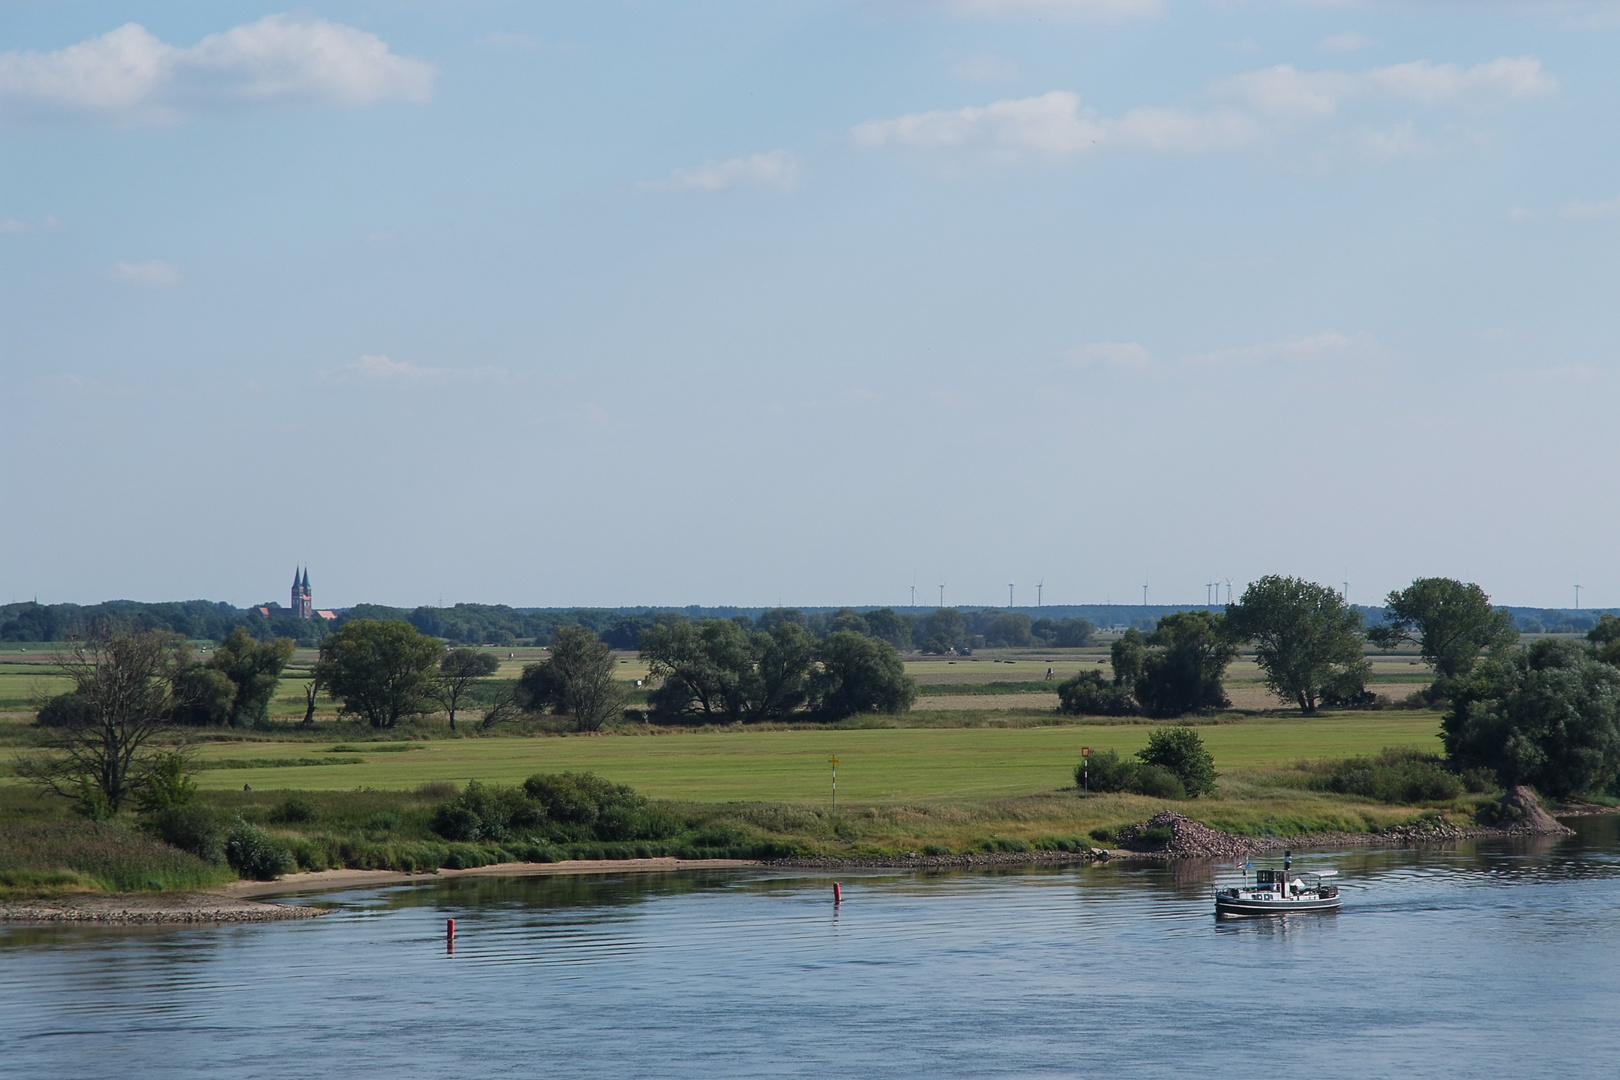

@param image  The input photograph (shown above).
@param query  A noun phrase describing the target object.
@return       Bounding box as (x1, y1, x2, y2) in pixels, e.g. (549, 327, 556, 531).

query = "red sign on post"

(1081, 747, 1090, 757)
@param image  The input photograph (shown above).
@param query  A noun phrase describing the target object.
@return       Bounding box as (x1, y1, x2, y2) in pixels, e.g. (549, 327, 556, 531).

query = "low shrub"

(1076, 749, 1138, 793)
(268, 796, 318, 824)
(1133, 764, 1187, 800)
(1139, 826, 1173, 847)
(1138, 727, 1217, 798)
(142, 804, 225, 863)
(431, 773, 680, 846)
(979, 836, 1033, 853)
(1306, 748, 1464, 804)
(1075, 750, 1186, 799)
(1056, 670, 1137, 717)
(225, 820, 295, 880)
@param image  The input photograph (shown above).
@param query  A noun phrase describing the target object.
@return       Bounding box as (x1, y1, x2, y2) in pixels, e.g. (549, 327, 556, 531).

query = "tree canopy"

(1443, 638, 1620, 798)
(435, 647, 501, 731)
(640, 618, 913, 722)
(206, 628, 296, 727)
(1226, 575, 1368, 715)
(315, 620, 444, 729)
(518, 626, 626, 732)
(1368, 577, 1517, 690)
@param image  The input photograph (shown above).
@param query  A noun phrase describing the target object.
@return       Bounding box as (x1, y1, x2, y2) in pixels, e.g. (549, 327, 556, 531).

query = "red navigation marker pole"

(834, 882, 842, 905)
(1081, 747, 1090, 794)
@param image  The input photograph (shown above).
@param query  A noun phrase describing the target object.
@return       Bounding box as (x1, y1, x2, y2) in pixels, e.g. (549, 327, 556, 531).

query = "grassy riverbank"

(0, 696, 1497, 896)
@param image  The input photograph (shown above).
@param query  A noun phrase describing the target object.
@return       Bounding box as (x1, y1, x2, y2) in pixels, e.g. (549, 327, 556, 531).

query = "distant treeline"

(3, 597, 1613, 649)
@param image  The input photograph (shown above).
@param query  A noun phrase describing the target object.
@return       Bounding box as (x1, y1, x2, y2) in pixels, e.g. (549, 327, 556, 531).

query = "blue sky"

(1, 1, 1615, 611)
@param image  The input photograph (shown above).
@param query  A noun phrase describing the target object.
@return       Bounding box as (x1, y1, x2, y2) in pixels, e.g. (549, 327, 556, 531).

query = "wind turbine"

(938, 582, 945, 609)
(910, 581, 917, 608)
(1575, 581, 1582, 610)
(1142, 576, 1149, 610)
(1036, 579, 1044, 607)
(1008, 582, 1015, 608)
(1225, 578, 1233, 605)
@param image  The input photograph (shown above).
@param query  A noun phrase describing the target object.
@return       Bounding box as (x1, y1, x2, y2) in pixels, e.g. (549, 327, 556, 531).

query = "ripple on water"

(2, 819, 1619, 1079)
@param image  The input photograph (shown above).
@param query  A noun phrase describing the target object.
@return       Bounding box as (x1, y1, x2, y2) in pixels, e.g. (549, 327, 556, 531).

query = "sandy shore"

(224, 857, 761, 899)
(1, 858, 760, 924)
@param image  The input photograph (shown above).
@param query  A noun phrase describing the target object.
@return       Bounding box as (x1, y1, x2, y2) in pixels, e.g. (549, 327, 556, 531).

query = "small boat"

(1214, 850, 1341, 917)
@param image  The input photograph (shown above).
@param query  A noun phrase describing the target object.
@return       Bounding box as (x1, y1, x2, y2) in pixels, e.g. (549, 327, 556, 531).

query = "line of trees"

(1054, 574, 1620, 800)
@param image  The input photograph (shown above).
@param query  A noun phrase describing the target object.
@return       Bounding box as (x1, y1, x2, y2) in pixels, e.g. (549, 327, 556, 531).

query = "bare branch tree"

(15, 627, 190, 816)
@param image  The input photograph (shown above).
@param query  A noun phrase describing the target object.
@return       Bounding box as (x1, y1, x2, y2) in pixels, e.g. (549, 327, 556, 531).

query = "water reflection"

(1, 817, 1617, 1080)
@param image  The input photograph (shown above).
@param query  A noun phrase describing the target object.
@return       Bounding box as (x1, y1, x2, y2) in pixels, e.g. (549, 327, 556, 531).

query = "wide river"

(4, 816, 1618, 1079)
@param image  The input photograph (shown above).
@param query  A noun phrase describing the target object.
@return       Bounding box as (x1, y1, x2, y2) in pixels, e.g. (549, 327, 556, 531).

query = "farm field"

(178, 711, 1446, 802)
(0, 643, 1437, 722)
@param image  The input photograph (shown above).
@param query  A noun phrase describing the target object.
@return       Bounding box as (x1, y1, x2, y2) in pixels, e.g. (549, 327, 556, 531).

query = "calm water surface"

(4, 816, 1619, 1079)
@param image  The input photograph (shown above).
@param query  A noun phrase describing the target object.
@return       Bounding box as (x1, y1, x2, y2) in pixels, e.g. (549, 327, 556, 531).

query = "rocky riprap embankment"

(1, 896, 325, 924)
(1482, 785, 1575, 835)
(1116, 812, 1259, 858)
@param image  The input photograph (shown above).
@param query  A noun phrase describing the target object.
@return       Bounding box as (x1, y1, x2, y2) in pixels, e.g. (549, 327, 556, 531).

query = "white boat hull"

(1214, 892, 1341, 917)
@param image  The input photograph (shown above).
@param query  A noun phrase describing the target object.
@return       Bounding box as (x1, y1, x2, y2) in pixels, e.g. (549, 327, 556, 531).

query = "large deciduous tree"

(206, 627, 296, 727)
(434, 647, 501, 731)
(811, 631, 917, 719)
(315, 620, 445, 729)
(519, 626, 626, 732)
(1133, 611, 1237, 719)
(1443, 639, 1620, 798)
(19, 628, 193, 816)
(1226, 575, 1368, 715)
(1368, 577, 1518, 693)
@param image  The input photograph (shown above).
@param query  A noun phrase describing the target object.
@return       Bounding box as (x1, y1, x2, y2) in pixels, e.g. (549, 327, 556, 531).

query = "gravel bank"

(0, 894, 324, 924)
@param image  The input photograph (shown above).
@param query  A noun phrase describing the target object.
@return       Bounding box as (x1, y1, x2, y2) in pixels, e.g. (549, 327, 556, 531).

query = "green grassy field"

(178, 712, 1444, 801)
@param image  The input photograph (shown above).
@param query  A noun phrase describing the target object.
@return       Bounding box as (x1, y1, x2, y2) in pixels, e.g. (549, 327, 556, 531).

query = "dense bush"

(1133, 764, 1188, 800)
(1307, 748, 1464, 803)
(269, 796, 318, 824)
(225, 820, 295, 880)
(142, 804, 225, 863)
(432, 773, 679, 846)
(1057, 671, 1137, 717)
(1073, 750, 1186, 799)
(1137, 727, 1218, 798)
(34, 692, 92, 729)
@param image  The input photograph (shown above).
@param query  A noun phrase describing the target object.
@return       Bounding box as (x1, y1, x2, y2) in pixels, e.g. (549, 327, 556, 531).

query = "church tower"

(291, 567, 313, 619)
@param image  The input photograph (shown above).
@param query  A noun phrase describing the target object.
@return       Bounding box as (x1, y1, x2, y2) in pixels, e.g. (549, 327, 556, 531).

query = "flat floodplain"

(185, 712, 1444, 801)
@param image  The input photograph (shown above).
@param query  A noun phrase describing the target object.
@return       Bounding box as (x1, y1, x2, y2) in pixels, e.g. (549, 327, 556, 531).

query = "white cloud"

(1215, 57, 1556, 118)
(110, 259, 180, 288)
(947, 0, 1163, 19)
(1562, 195, 1620, 219)
(0, 15, 435, 126)
(1319, 31, 1375, 54)
(1305, 121, 1431, 169)
(0, 212, 61, 233)
(1066, 342, 1154, 368)
(852, 91, 1259, 155)
(644, 149, 800, 192)
(1184, 331, 1381, 366)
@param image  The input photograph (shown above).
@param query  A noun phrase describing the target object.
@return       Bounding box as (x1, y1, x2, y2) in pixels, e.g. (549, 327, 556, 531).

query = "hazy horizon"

(4, 3, 1615, 612)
